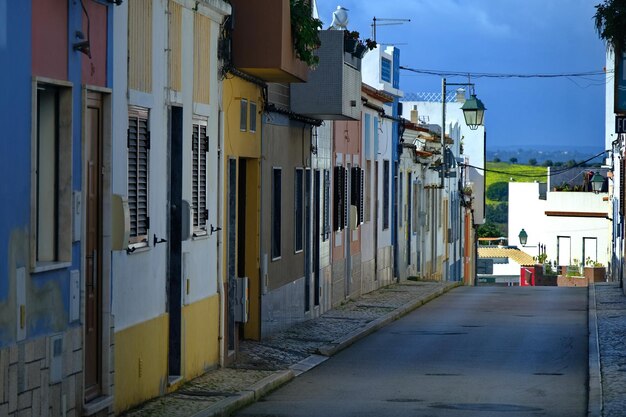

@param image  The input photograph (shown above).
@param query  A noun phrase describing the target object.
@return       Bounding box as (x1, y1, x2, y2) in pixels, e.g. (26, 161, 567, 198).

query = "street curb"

(588, 283, 602, 417)
(190, 370, 294, 417)
(317, 281, 462, 357)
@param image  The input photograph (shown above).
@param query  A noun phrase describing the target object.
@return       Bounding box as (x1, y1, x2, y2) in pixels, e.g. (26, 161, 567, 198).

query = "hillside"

(481, 163, 547, 237)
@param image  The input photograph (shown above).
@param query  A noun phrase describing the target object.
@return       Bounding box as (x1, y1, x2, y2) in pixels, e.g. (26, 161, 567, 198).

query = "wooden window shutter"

(619, 157, 626, 216)
(333, 166, 342, 231)
(359, 167, 364, 225)
(192, 121, 208, 230)
(323, 169, 330, 239)
(128, 108, 150, 241)
(343, 167, 348, 230)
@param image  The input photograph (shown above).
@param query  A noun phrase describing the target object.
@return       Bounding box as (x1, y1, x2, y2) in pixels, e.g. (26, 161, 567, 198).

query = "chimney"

(455, 88, 466, 103)
(410, 105, 418, 124)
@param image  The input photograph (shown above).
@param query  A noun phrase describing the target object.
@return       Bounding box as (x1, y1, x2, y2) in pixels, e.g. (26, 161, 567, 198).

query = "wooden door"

(85, 92, 103, 401)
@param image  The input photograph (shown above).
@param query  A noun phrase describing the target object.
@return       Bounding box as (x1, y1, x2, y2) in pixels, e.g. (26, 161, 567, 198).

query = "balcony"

(290, 30, 363, 120)
(230, 0, 308, 82)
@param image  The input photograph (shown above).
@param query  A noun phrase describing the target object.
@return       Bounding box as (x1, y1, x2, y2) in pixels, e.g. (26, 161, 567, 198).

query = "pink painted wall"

(32, 0, 68, 80)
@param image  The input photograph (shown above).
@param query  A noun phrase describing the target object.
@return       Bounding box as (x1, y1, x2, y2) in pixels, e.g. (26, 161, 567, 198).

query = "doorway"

(313, 170, 321, 307)
(84, 92, 103, 401)
(167, 106, 183, 379)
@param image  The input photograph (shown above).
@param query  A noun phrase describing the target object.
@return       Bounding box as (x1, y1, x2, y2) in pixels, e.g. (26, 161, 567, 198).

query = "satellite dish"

(331, 6, 349, 30)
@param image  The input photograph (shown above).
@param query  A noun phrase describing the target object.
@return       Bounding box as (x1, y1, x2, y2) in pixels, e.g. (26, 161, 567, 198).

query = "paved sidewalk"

(592, 282, 626, 417)
(121, 280, 460, 417)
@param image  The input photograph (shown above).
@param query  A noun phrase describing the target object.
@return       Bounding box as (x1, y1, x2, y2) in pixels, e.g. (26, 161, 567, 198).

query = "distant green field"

(485, 162, 547, 205)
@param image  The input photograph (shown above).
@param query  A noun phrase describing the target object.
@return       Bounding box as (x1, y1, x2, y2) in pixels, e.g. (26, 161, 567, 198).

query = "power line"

(399, 66, 611, 79)
(464, 150, 609, 178)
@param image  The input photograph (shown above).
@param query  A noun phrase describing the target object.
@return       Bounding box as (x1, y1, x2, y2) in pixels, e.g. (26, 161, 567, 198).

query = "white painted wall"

(492, 260, 523, 276)
(401, 99, 486, 225)
(509, 182, 611, 268)
(112, 0, 228, 330)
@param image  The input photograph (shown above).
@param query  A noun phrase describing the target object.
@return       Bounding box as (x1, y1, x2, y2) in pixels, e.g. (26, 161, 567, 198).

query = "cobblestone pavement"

(120, 280, 456, 417)
(595, 282, 626, 417)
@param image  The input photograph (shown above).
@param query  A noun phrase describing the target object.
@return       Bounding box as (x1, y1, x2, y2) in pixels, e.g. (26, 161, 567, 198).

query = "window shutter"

(323, 169, 330, 239)
(359, 167, 364, 224)
(619, 157, 626, 216)
(333, 166, 342, 231)
(128, 108, 150, 241)
(192, 121, 208, 230)
(341, 167, 350, 228)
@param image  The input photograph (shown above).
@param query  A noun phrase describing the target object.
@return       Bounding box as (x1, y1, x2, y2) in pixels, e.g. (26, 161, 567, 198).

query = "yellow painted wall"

(223, 77, 261, 158)
(114, 314, 168, 414)
(222, 77, 262, 340)
(182, 294, 220, 378)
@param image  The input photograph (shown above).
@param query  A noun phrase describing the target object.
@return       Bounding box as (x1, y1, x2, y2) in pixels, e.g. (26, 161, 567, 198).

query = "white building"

(509, 181, 611, 269)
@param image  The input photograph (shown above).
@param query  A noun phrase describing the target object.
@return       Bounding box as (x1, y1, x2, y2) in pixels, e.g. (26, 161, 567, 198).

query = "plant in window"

(290, 0, 323, 67)
(594, 0, 626, 51)
(344, 30, 377, 57)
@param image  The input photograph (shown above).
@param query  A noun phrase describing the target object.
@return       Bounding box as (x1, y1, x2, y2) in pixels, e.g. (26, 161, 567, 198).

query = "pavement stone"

(120, 280, 457, 417)
(593, 282, 626, 417)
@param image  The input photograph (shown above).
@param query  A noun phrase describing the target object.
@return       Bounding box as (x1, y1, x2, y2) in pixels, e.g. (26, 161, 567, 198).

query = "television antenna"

(371, 17, 411, 42)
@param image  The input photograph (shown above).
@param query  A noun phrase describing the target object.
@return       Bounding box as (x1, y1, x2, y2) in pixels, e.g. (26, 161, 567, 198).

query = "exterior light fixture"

(518, 228, 528, 246)
(460, 94, 486, 130)
(591, 173, 604, 193)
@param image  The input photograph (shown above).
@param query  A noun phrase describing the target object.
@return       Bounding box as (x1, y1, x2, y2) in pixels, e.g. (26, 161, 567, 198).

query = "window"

(351, 166, 364, 225)
(294, 168, 304, 253)
(364, 113, 371, 158)
(272, 168, 282, 259)
(240, 98, 248, 131)
(333, 166, 346, 231)
(192, 119, 208, 233)
(381, 57, 392, 83)
(398, 171, 403, 227)
(412, 182, 419, 234)
(323, 169, 330, 240)
(128, 107, 150, 245)
(249, 102, 257, 132)
(33, 83, 72, 266)
(383, 160, 390, 230)
(365, 161, 371, 222)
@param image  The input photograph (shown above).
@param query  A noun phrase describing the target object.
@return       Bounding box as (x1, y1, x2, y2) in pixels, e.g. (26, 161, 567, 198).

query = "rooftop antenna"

(371, 17, 411, 42)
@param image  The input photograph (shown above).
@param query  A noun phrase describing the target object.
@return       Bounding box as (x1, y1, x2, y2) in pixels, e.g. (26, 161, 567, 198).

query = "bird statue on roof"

(331, 6, 349, 30)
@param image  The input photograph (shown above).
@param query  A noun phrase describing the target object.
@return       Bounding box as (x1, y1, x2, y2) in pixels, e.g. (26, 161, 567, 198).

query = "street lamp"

(518, 228, 528, 246)
(591, 173, 604, 193)
(460, 94, 486, 130)
(441, 78, 486, 187)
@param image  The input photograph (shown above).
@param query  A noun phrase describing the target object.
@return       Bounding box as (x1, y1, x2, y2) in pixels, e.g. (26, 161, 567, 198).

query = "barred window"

(128, 107, 150, 244)
(192, 119, 208, 233)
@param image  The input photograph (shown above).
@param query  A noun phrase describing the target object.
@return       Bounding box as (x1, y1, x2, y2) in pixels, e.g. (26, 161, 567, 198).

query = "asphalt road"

(235, 286, 588, 417)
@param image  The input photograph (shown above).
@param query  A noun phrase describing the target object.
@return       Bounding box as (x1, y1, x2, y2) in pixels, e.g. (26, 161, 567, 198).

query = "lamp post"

(518, 228, 528, 246)
(440, 78, 486, 188)
(591, 173, 604, 193)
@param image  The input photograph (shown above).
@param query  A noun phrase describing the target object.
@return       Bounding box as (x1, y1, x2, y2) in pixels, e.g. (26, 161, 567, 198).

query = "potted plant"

(344, 30, 377, 57)
(290, 0, 323, 67)
(584, 257, 606, 283)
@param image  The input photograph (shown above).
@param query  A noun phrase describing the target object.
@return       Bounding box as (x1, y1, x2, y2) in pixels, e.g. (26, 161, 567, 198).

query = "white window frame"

(30, 79, 73, 271)
(127, 106, 150, 248)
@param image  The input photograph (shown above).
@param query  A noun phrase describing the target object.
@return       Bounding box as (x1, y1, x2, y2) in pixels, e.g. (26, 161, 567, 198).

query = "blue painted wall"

(0, 2, 32, 304)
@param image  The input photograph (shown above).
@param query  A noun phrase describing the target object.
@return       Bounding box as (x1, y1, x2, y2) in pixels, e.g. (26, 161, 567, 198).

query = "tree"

(486, 202, 508, 224)
(594, 0, 626, 51)
(509, 157, 518, 164)
(486, 182, 509, 202)
(528, 158, 537, 166)
(493, 157, 501, 163)
(542, 159, 554, 167)
(477, 222, 503, 238)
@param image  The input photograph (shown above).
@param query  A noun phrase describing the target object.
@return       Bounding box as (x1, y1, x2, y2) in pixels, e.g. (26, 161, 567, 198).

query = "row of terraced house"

(0, 1, 486, 415)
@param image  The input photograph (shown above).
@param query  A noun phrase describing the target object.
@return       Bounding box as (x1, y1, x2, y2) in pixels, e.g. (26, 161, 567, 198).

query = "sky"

(315, 0, 608, 152)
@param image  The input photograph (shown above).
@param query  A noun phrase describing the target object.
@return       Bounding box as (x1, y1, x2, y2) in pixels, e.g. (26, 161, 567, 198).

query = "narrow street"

(235, 286, 588, 417)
